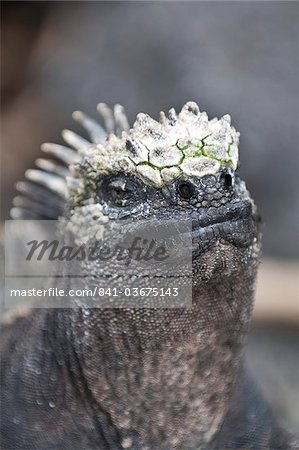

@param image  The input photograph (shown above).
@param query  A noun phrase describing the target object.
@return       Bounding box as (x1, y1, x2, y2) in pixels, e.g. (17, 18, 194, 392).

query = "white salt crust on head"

(68, 101, 240, 192)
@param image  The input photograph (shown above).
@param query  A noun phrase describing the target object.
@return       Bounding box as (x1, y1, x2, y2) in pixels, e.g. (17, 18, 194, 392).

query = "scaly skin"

(1, 102, 296, 449)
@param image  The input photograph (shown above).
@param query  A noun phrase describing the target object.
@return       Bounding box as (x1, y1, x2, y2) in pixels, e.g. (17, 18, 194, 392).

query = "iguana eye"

(96, 175, 144, 207)
(177, 180, 195, 199)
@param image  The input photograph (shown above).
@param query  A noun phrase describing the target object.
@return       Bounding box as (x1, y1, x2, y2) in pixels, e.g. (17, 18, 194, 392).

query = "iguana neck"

(49, 266, 257, 449)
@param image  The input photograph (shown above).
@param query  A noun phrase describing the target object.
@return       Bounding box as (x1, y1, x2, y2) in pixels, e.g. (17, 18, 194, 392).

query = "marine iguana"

(1, 102, 296, 449)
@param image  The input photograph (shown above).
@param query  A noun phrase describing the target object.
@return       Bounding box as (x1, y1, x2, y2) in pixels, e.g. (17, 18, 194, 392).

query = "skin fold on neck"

(49, 250, 259, 449)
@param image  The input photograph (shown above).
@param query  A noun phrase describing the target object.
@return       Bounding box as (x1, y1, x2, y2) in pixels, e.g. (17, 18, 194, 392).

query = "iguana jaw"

(190, 199, 259, 256)
(193, 200, 252, 229)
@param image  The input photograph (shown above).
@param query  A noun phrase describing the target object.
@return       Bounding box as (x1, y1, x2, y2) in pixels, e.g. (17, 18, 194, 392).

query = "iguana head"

(12, 100, 260, 289)
(11, 101, 261, 448)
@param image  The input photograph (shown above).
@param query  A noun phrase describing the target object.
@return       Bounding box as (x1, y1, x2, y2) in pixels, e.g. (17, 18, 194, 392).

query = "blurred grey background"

(1, 0, 299, 435)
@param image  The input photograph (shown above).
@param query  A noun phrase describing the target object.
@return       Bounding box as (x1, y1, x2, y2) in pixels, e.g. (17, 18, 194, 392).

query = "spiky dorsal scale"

(72, 111, 106, 143)
(41, 143, 79, 165)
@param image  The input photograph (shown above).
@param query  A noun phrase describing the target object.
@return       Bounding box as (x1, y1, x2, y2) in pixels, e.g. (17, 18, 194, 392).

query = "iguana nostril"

(221, 169, 234, 189)
(177, 181, 195, 199)
(224, 173, 233, 188)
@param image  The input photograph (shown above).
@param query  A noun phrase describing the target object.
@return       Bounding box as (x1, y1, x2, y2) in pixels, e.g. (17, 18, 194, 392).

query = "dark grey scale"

(189, 198, 198, 207)
(213, 191, 223, 200)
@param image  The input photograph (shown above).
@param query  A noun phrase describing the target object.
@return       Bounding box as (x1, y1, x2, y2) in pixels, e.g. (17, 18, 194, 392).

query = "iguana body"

(1, 102, 296, 449)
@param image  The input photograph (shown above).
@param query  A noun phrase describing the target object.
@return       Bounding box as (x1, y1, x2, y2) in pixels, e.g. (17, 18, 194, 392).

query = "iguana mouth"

(191, 201, 257, 251)
(193, 200, 253, 230)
